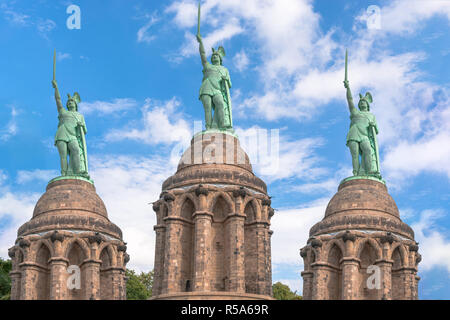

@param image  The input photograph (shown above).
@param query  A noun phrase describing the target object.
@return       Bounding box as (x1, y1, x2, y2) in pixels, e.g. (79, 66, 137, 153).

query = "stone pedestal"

(151, 132, 274, 300)
(8, 178, 128, 300)
(300, 178, 420, 300)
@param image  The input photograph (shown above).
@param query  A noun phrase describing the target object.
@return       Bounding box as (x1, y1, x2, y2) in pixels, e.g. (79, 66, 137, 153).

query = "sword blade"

(197, 2, 201, 35)
(345, 49, 348, 82)
(53, 49, 56, 81)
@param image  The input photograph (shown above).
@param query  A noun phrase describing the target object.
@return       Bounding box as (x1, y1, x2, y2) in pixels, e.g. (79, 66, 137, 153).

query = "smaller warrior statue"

(196, 2, 233, 131)
(52, 50, 89, 178)
(344, 50, 381, 178)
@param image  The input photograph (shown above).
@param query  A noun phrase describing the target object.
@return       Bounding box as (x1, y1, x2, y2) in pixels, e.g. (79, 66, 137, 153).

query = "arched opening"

(66, 241, 86, 300)
(180, 198, 195, 292)
(100, 247, 113, 300)
(391, 247, 404, 300)
(358, 242, 378, 300)
(244, 201, 257, 293)
(211, 196, 230, 291)
(35, 244, 51, 300)
(327, 244, 343, 300)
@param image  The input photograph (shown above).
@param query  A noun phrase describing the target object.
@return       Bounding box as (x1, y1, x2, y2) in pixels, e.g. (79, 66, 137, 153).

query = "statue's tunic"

(55, 109, 86, 145)
(199, 63, 231, 99)
(346, 110, 377, 145)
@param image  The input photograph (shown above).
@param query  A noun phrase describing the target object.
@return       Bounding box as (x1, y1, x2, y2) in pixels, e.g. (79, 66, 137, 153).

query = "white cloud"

(0, 106, 18, 141)
(79, 98, 138, 115)
(105, 97, 192, 146)
(233, 50, 249, 72)
(137, 15, 158, 43)
(89, 154, 176, 272)
(356, 0, 450, 35)
(16, 169, 59, 184)
(56, 52, 71, 61)
(411, 209, 450, 274)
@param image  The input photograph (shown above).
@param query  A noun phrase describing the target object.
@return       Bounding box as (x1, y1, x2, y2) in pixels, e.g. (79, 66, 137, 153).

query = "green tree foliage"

(0, 258, 12, 300)
(272, 281, 302, 300)
(126, 269, 153, 300)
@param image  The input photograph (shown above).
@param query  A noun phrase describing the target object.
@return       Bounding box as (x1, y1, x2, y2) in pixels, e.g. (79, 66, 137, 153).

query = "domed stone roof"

(309, 178, 414, 239)
(163, 132, 267, 193)
(18, 178, 122, 239)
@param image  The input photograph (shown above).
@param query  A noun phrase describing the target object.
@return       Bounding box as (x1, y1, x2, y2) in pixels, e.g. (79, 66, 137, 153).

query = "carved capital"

(50, 231, 65, 243)
(18, 238, 30, 248)
(409, 243, 419, 252)
(152, 202, 160, 212)
(195, 184, 209, 197)
(300, 247, 308, 258)
(310, 238, 322, 248)
(342, 230, 356, 242)
(232, 186, 247, 198)
(262, 198, 272, 207)
(88, 232, 103, 244)
(268, 207, 275, 218)
(124, 253, 130, 264)
(117, 244, 127, 252)
(8, 248, 15, 258)
(163, 193, 175, 202)
(380, 232, 395, 244)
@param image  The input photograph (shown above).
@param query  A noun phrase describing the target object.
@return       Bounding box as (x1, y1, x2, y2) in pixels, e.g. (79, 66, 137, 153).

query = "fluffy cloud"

(16, 169, 59, 184)
(233, 50, 249, 72)
(137, 15, 159, 43)
(105, 97, 192, 146)
(0, 106, 18, 141)
(79, 98, 138, 115)
(411, 209, 450, 274)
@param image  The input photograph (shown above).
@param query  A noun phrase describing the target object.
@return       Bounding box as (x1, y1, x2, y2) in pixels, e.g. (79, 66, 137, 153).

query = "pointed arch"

(64, 238, 90, 262)
(356, 238, 382, 261)
(30, 239, 54, 262)
(324, 239, 346, 260)
(98, 243, 117, 266)
(389, 243, 408, 268)
(244, 199, 258, 222)
(243, 197, 261, 220)
(209, 192, 233, 220)
(180, 197, 196, 221)
(177, 193, 198, 215)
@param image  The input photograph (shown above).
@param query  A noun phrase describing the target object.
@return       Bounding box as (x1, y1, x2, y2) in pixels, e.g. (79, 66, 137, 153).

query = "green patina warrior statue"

(196, 2, 233, 131)
(344, 50, 381, 179)
(51, 50, 89, 179)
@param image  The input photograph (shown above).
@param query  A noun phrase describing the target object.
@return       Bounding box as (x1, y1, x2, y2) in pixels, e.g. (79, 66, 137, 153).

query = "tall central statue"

(51, 50, 90, 179)
(196, 2, 233, 131)
(343, 50, 381, 179)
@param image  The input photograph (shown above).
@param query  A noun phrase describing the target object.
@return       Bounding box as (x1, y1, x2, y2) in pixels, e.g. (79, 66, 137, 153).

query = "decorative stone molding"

(50, 231, 65, 243)
(232, 186, 247, 198)
(342, 231, 356, 242)
(195, 184, 209, 196)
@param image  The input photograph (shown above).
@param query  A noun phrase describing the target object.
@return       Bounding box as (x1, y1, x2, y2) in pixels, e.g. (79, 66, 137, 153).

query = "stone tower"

(300, 178, 421, 300)
(151, 132, 274, 300)
(8, 177, 129, 300)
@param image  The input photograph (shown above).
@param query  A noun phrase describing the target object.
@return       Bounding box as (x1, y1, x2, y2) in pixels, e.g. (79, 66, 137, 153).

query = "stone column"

(311, 264, 328, 300)
(19, 262, 40, 300)
(192, 212, 213, 292)
(266, 229, 273, 296)
(341, 257, 360, 300)
(375, 260, 392, 300)
(49, 257, 69, 300)
(9, 271, 22, 300)
(254, 222, 269, 295)
(161, 217, 185, 294)
(110, 268, 126, 300)
(301, 271, 313, 300)
(225, 214, 246, 293)
(82, 259, 102, 300)
(153, 224, 166, 296)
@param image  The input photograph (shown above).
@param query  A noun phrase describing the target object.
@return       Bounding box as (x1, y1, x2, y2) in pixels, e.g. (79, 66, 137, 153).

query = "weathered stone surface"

(301, 178, 420, 300)
(9, 178, 128, 300)
(152, 133, 274, 300)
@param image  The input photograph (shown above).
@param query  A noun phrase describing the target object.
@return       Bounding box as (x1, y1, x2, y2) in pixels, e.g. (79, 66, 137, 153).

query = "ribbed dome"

(177, 132, 252, 173)
(309, 178, 414, 239)
(33, 179, 107, 219)
(325, 178, 399, 218)
(18, 178, 122, 239)
(162, 132, 267, 193)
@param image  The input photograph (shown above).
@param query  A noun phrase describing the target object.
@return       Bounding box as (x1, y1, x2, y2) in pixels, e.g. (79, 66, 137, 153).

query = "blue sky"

(0, 0, 449, 299)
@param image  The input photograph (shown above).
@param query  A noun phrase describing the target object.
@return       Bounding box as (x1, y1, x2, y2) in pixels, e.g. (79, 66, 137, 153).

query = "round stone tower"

(8, 178, 129, 300)
(300, 178, 421, 300)
(151, 132, 274, 300)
